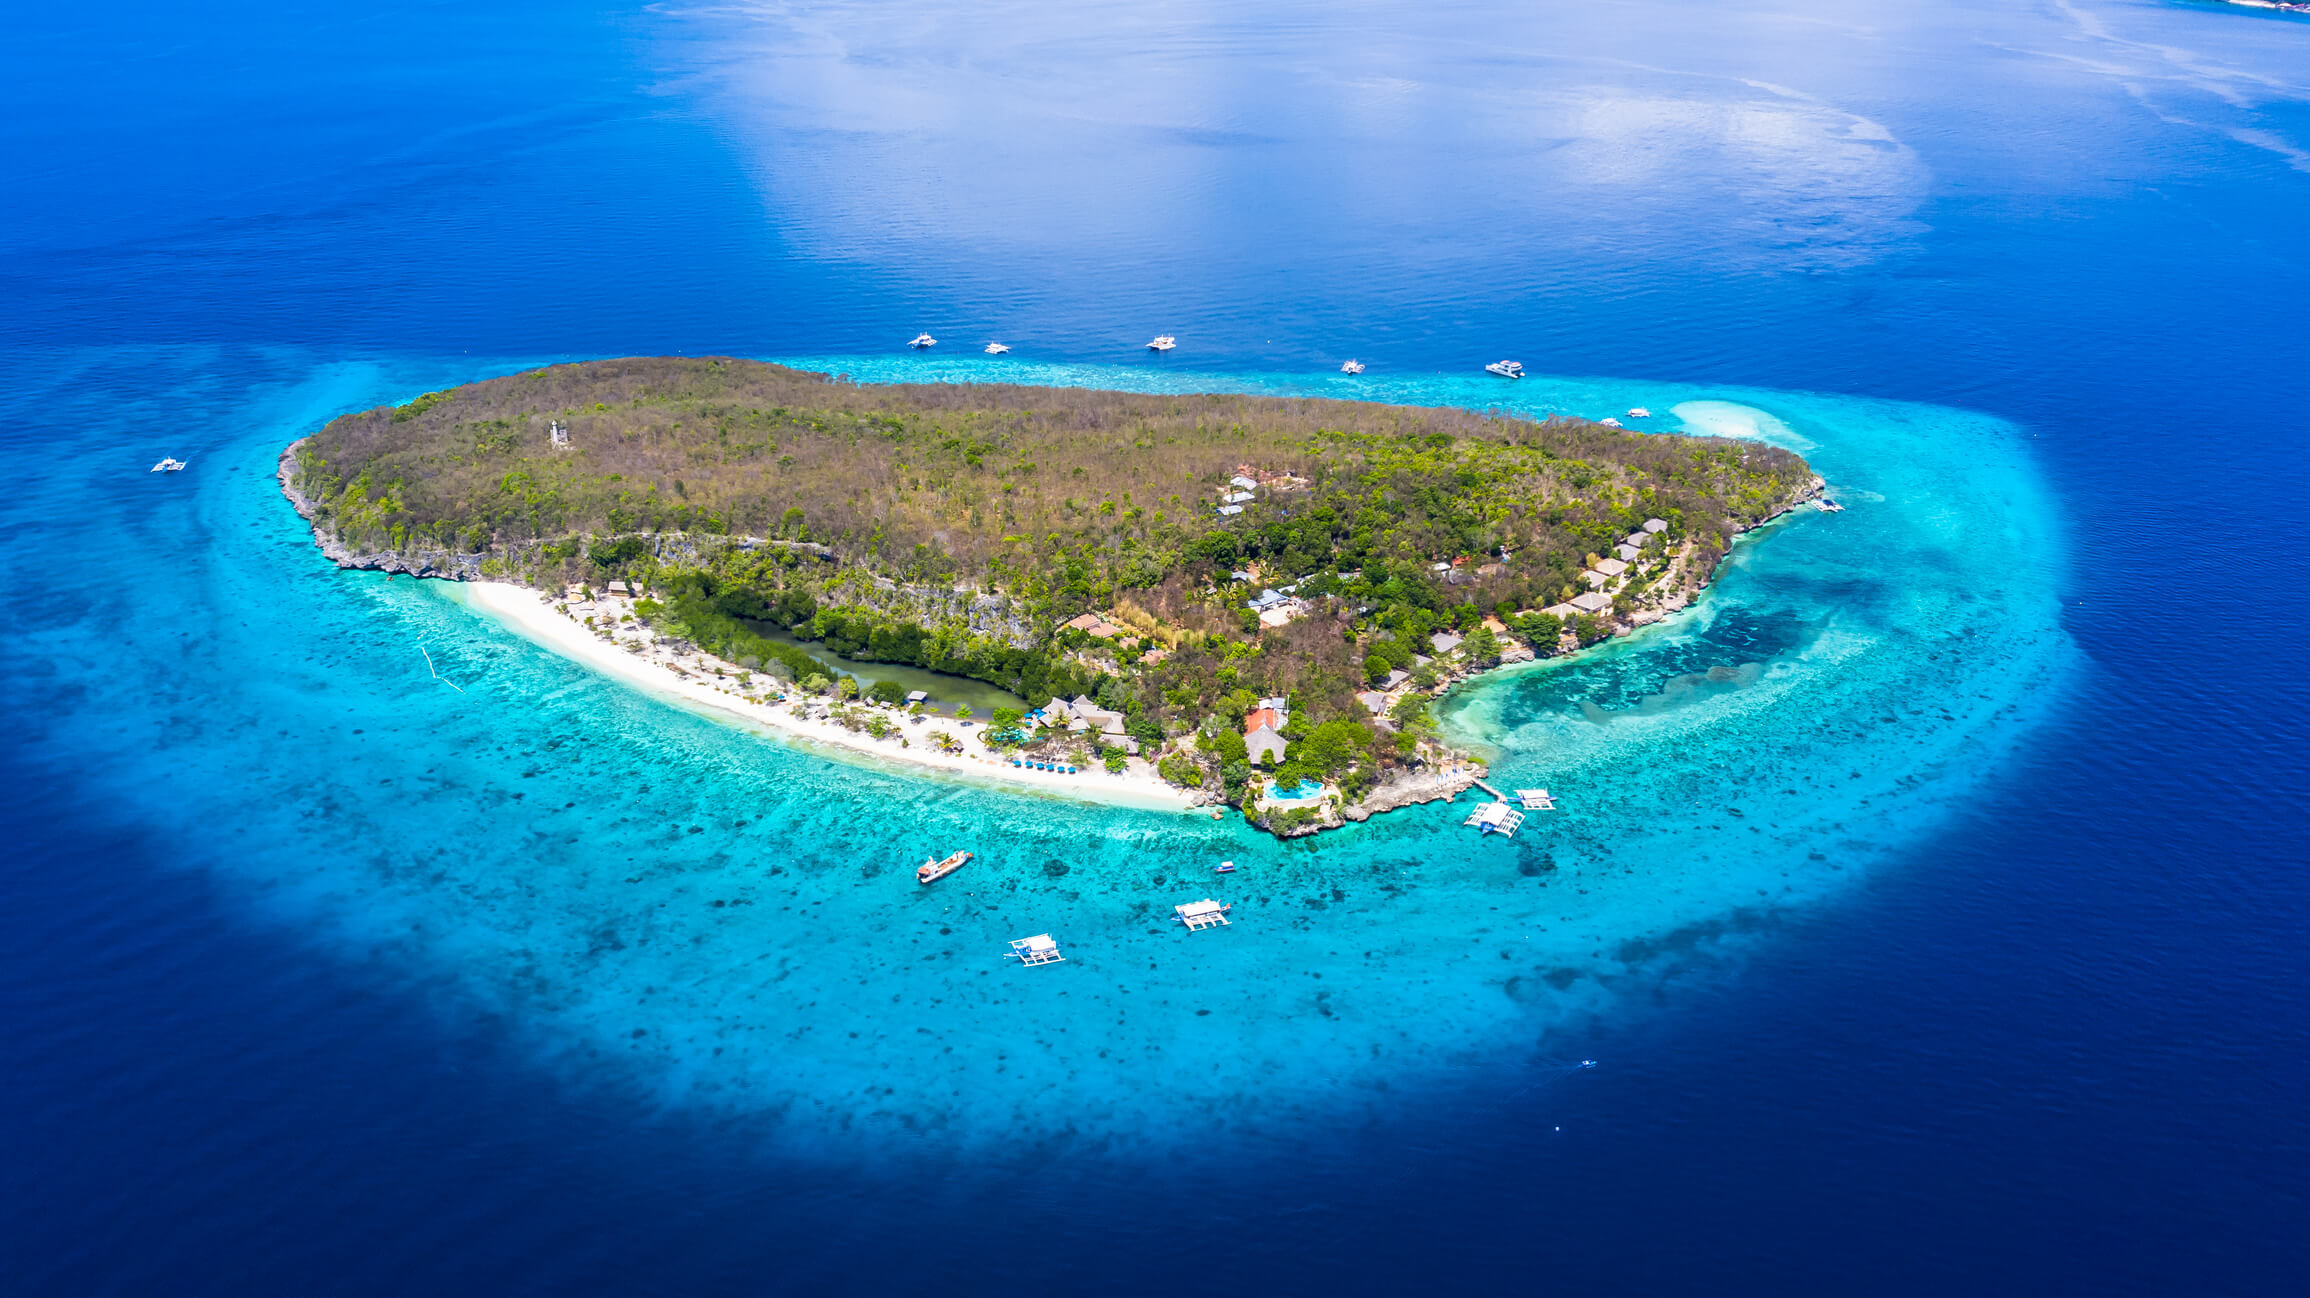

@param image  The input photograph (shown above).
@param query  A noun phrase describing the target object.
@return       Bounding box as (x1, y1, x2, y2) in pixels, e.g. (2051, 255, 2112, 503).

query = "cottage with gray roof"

(1246, 725, 1288, 766)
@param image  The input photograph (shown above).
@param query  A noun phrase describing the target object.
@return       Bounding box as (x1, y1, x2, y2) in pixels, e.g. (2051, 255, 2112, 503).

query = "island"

(281, 358, 1819, 835)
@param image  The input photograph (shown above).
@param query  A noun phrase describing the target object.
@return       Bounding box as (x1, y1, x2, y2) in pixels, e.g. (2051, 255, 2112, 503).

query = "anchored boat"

(984, 342, 1011, 354)
(917, 849, 973, 884)
(1147, 335, 1177, 352)
(1484, 360, 1524, 379)
(150, 457, 187, 472)
(1339, 359, 1365, 375)
(908, 333, 937, 349)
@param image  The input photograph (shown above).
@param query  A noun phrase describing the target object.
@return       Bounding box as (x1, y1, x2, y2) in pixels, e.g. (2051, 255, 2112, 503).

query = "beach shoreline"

(453, 581, 1208, 815)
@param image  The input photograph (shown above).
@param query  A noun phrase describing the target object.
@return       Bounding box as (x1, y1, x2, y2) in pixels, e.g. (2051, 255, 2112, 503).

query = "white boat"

(150, 457, 187, 472)
(1147, 335, 1177, 352)
(1626, 407, 1652, 419)
(1814, 498, 1845, 513)
(908, 333, 937, 349)
(1339, 359, 1365, 375)
(983, 342, 1010, 355)
(1484, 360, 1524, 379)
(1599, 417, 1623, 428)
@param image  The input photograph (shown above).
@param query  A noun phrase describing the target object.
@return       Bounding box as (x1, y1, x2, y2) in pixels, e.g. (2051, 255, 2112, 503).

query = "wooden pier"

(1471, 777, 1508, 801)
(1007, 934, 1066, 966)
(1174, 899, 1232, 931)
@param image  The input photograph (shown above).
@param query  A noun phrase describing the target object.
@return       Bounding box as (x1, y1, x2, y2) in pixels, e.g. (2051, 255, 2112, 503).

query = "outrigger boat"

(1484, 359, 1524, 379)
(917, 849, 973, 884)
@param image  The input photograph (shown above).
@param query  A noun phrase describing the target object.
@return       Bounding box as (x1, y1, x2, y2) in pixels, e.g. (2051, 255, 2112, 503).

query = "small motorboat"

(908, 333, 937, 349)
(918, 849, 974, 884)
(150, 457, 187, 472)
(1814, 497, 1845, 513)
(1626, 407, 1652, 419)
(1599, 417, 1623, 428)
(1339, 359, 1365, 375)
(1215, 860, 1237, 873)
(1484, 360, 1524, 379)
(984, 342, 1011, 354)
(1147, 335, 1177, 352)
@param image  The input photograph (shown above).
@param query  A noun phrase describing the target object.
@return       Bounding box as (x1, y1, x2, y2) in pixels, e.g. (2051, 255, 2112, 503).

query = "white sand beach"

(455, 581, 1206, 814)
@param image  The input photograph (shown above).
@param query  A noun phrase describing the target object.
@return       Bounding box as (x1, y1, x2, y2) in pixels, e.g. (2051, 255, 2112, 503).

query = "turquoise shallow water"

(13, 350, 2070, 1160)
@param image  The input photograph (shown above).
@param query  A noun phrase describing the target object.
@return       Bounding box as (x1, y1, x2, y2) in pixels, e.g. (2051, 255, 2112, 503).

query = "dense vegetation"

(293, 357, 1814, 812)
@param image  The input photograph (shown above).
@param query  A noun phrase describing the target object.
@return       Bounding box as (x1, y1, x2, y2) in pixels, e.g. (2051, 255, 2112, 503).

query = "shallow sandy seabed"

(42, 356, 2074, 1162)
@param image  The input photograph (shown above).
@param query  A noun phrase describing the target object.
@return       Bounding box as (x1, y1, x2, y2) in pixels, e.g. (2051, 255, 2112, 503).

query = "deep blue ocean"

(5, 1, 2307, 1293)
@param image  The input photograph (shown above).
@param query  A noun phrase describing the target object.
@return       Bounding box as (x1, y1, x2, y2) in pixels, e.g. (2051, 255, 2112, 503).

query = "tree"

(836, 676, 860, 700)
(954, 704, 973, 721)
(799, 673, 830, 696)
(1463, 624, 1500, 666)
(866, 679, 907, 705)
(1103, 748, 1128, 774)
(990, 707, 1024, 729)
(1364, 653, 1391, 686)
(865, 713, 892, 739)
(1158, 751, 1205, 788)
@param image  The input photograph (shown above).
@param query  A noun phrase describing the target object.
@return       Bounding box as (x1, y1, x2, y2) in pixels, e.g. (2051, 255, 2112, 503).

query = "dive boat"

(1147, 335, 1177, 352)
(917, 849, 974, 884)
(1626, 407, 1652, 419)
(1484, 360, 1524, 379)
(984, 342, 1011, 354)
(908, 333, 937, 349)
(1214, 860, 1237, 873)
(1339, 359, 1365, 375)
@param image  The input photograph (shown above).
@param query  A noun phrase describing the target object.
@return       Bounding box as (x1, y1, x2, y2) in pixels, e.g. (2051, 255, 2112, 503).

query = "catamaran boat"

(1339, 359, 1366, 375)
(918, 849, 974, 884)
(1484, 360, 1524, 379)
(150, 457, 187, 472)
(1626, 407, 1652, 419)
(984, 342, 1011, 354)
(1147, 335, 1177, 352)
(908, 333, 937, 349)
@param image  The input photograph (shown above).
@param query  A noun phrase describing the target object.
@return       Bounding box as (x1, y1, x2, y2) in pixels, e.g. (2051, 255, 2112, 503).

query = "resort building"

(1229, 475, 1257, 490)
(1570, 591, 1613, 615)
(1430, 631, 1464, 655)
(1613, 544, 1643, 562)
(1593, 556, 1629, 578)
(1357, 690, 1389, 715)
(1643, 518, 1668, 533)
(1246, 725, 1288, 766)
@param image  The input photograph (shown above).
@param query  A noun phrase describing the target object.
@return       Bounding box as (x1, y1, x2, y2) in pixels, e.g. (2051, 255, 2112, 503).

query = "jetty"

(1471, 777, 1508, 801)
(917, 849, 973, 884)
(1006, 933, 1066, 967)
(1464, 801, 1524, 837)
(1174, 899, 1232, 931)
